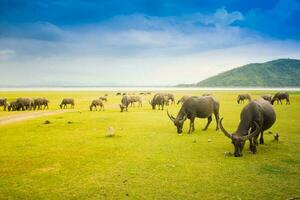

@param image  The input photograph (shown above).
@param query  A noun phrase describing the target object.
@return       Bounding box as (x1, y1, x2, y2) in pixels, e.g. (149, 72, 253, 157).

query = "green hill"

(195, 58, 300, 87)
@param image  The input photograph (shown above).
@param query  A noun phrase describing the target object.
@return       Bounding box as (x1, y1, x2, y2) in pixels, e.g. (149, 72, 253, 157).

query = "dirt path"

(0, 110, 71, 125)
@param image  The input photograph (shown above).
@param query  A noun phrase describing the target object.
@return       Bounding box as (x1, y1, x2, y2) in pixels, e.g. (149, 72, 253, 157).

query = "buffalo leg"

(214, 112, 219, 131)
(249, 139, 257, 153)
(203, 116, 212, 131)
(188, 119, 195, 134)
(259, 131, 264, 144)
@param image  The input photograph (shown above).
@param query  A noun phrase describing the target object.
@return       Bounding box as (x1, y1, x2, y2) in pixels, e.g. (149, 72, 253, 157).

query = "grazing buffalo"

(220, 99, 276, 157)
(130, 96, 142, 107)
(237, 94, 251, 104)
(90, 99, 104, 111)
(14, 98, 34, 111)
(99, 96, 108, 102)
(150, 93, 165, 110)
(271, 92, 290, 105)
(41, 98, 49, 109)
(177, 96, 190, 105)
(167, 96, 220, 134)
(120, 95, 131, 112)
(0, 98, 8, 111)
(164, 93, 175, 104)
(116, 92, 121, 96)
(60, 98, 74, 109)
(33, 98, 43, 110)
(7, 100, 17, 111)
(261, 94, 272, 102)
(33, 98, 48, 110)
(122, 93, 127, 96)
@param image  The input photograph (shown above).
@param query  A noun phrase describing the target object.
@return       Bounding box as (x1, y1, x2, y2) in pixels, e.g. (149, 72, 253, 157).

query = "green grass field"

(0, 90, 299, 199)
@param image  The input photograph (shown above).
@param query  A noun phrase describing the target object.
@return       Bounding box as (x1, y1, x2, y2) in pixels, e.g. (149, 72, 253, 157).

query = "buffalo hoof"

(250, 146, 257, 154)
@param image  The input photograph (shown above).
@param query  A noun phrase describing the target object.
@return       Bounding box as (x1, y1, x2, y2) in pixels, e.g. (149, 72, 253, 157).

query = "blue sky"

(0, 0, 300, 86)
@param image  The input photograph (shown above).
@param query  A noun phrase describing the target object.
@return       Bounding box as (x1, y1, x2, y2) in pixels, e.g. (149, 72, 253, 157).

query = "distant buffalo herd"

(0, 91, 292, 157)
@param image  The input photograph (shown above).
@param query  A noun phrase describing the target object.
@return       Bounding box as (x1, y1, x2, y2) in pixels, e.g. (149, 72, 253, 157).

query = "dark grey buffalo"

(177, 96, 190, 104)
(90, 99, 104, 111)
(8, 100, 17, 111)
(60, 98, 74, 109)
(120, 95, 131, 112)
(99, 96, 108, 102)
(33, 98, 49, 110)
(261, 94, 272, 102)
(271, 92, 290, 105)
(163, 93, 175, 105)
(116, 92, 121, 96)
(130, 96, 142, 107)
(14, 98, 34, 111)
(0, 98, 8, 111)
(167, 96, 220, 134)
(220, 99, 276, 157)
(150, 93, 165, 110)
(237, 94, 251, 104)
(33, 98, 43, 110)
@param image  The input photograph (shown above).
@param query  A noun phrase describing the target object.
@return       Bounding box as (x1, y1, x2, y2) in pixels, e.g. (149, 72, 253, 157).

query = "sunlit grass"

(0, 90, 299, 199)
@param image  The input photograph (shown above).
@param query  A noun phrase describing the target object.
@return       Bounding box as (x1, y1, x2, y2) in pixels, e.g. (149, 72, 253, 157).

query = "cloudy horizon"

(1, 0, 300, 86)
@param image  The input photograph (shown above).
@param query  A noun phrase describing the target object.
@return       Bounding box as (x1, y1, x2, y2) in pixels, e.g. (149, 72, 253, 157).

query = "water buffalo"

(99, 96, 108, 102)
(60, 98, 74, 109)
(261, 94, 272, 102)
(271, 92, 290, 105)
(130, 96, 142, 107)
(0, 98, 8, 111)
(164, 93, 175, 104)
(41, 98, 49, 109)
(116, 92, 121, 96)
(167, 96, 220, 134)
(120, 95, 131, 112)
(150, 93, 165, 110)
(7, 100, 17, 111)
(237, 94, 251, 104)
(33, 98, 49, 110)
(177, 96, 190, 105)
(220, 99, 276, 157)
(14, 98, 34, 111)
(90, 99, 104, 111)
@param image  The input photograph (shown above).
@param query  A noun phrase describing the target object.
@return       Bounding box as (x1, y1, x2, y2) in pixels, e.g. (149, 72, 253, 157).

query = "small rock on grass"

(44, 120, 51, 124)
(106, 126, 115, 137)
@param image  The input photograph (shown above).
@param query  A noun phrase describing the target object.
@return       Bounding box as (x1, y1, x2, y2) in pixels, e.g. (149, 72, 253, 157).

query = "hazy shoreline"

(0, 86, 300, 91)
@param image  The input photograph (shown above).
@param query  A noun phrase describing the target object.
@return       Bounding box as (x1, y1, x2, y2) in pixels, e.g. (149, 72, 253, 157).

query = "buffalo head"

(167, 110, 187, 134)
(219, 118, 260, 157)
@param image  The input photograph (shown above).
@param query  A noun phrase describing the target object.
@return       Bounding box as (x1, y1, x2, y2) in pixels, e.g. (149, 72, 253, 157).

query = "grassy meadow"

(0, 90, 299, 199)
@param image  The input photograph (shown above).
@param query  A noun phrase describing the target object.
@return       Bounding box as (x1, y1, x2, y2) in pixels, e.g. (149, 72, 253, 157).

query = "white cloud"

(0, 8, 300, 86)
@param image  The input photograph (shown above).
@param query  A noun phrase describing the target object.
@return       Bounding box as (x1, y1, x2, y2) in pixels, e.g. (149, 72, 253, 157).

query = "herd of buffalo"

(0, 92, 291, 157)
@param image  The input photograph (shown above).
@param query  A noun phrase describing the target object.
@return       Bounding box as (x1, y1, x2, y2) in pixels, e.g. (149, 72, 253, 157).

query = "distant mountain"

(191, 59, 300, 87)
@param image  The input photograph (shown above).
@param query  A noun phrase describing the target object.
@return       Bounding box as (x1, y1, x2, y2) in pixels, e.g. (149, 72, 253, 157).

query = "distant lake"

(0, 86, 300, 91)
